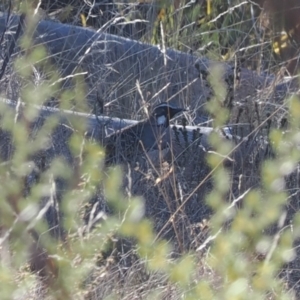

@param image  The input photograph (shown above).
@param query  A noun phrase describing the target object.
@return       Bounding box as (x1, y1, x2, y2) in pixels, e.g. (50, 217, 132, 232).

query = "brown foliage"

(256, 0, 300, 74)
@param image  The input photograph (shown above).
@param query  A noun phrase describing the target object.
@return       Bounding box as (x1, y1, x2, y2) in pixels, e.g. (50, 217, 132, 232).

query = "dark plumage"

(104, 102, 186, 164)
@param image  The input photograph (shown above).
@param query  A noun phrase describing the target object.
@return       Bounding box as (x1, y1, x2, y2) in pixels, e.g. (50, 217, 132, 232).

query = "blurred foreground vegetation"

(0, 1, 299, 299)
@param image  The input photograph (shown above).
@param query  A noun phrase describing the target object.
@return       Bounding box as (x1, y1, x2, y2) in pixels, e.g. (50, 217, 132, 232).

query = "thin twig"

(0, 13, 26, 81)
(0, 0, 12, 58)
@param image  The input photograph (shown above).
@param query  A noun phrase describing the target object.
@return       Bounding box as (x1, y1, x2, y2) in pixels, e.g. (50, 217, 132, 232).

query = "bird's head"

(151, 102, 186, 127)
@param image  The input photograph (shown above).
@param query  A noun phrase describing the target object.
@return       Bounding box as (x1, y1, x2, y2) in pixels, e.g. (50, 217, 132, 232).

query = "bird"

(104, 102, 186, 164)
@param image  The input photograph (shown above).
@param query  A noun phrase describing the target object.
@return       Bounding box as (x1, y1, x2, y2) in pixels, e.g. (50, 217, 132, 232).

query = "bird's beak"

(168, 107, 186, 120)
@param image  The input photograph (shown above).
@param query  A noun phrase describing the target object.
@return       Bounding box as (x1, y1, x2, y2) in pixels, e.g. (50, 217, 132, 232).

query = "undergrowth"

(0, 1, 299, 300)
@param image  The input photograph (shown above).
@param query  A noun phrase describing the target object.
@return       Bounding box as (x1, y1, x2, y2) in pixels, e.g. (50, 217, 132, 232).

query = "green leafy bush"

(0, 2, 299, 299)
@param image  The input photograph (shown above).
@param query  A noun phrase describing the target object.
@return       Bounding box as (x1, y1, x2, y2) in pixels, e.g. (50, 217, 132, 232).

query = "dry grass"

(0, 1, 299, 299)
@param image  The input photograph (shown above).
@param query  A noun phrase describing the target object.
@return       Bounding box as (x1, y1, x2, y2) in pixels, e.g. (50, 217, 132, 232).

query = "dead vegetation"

(0, 1, 300, 299)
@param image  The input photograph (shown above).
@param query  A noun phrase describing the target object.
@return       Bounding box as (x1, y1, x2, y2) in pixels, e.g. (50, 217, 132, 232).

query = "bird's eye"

(157, 115, 167, 125)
